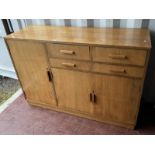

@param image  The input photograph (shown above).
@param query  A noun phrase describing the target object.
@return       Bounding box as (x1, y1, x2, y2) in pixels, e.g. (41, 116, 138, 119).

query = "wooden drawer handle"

(110, 69, 126, 74)
(60, 50, 75, 55)
(62, 62, 76, 67)
(108, 54, 127, 59)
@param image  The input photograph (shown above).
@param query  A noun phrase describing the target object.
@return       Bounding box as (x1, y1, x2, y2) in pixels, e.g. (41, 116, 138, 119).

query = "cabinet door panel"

(52, 68, 141, 125)
(52, 69, 95, 114)
(7, 40, 56, 106)
(93, 75, 142, 124)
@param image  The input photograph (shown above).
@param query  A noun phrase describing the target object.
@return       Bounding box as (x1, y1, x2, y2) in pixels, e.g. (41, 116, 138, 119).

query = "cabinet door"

(52, 69, 95, 114)
(52, 68, 141, 125)
(6, 40, 56, 106)
(92, 74, 142, 125)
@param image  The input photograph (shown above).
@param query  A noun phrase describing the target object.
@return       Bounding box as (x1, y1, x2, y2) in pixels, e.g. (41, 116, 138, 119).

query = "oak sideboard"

(5, 26, 151, 129)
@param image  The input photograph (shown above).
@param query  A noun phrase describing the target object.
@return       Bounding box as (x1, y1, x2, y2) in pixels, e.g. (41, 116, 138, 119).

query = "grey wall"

(13, 19, 150, 29)
(5, 19, 155, 103)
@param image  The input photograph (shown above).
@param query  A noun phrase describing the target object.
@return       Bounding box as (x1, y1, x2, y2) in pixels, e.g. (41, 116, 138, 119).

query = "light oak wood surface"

(50, 69, 142, 125)
(92, 63, 144, 78)
(50, 58, 144, 78)
(50, 58, 91, 72)
(46, 43, 90, 60)
(6, 40, 57, 106)
(5, 25, 151, 49)
(5, 25, 151, 129)
(92, 47, 147, 66)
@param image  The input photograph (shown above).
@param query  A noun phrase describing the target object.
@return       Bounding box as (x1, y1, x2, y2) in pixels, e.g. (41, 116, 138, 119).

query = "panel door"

(52, 68, 142, 125)
(52, 69, 96, 114)
(6, 40, 56, 106)
(92, 74, 142, 125)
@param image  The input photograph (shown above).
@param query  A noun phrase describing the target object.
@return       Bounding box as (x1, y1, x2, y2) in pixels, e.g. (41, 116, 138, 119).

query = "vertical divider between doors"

(43, 42, 58, 106)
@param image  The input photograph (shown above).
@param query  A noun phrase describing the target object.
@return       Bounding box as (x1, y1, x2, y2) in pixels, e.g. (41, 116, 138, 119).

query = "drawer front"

(92, 47, 147, 66)
(50, 58, 91, 72)
(46, 43, 90, 60)
(92, 63, 144, 78)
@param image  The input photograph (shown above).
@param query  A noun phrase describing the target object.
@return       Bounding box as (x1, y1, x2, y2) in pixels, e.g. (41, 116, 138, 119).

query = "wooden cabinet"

(5, 26, 151, 129)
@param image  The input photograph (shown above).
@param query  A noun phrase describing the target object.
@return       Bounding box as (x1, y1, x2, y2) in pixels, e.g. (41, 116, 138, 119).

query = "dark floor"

(136, 99, 155, 132)
(0, 95, 155, 134)
(0, 76, 20, 105)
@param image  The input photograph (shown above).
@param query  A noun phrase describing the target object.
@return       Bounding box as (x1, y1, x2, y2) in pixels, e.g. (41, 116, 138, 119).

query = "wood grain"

(92, 46, 147, 66)
(46, 43, 90, 60)
(6, 40, 57, 106)
(5, 25, 151, 129)
(92, 63, 144, 78)
(52, 69, 142, 125)
(5, 25, 151, 49)
(50, 58, 91, 72)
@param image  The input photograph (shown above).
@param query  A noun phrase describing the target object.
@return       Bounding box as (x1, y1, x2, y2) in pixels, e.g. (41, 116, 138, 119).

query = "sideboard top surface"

(5, 25, 151, 49)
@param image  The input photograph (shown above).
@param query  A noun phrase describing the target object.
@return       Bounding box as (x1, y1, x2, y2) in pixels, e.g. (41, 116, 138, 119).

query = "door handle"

(90, 91, 97, 103)
(92, 91, 96, 103)
(47, 70, 52, 82)
(90, 93, 92, 102)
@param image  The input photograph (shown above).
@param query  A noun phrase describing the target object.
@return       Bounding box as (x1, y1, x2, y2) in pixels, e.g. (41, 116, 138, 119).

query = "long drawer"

(92, 47, 147, 66)
(92, 63, 144, 78)
(46, 43, 90, 60)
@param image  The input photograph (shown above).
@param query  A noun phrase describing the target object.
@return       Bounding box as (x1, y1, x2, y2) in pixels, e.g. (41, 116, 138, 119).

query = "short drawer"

(92, 63, 144, 78)
(92, 47, 147, 66)
(46, 43, 90, 60)
(50, 58, 91, 72)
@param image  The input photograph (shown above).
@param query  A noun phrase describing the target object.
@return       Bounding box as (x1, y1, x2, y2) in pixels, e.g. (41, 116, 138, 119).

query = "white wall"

(0, 20, 17, 79)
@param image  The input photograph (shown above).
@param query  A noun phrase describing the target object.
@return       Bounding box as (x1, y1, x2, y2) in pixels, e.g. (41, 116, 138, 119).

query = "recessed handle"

(110, 68, 126, 74)
(92, 91, 96, 103)
(47, 70, 52, 82)
(62, 62, 76, 68)
(60, 50, 75, 55)
(108, 54, 127, 59)
(90, 93, 92, 102)
(90, 91, 97, 103)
